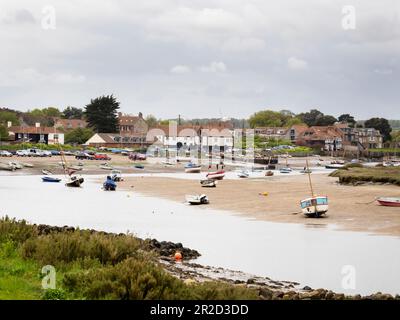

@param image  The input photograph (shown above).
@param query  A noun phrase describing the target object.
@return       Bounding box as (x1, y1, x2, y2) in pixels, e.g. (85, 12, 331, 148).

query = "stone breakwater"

(35, 224, 201, 260)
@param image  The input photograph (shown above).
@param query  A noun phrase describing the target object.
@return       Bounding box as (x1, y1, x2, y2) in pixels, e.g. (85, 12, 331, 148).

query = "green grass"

(0, 217, 259, 300)
(329, 166, 400, 185)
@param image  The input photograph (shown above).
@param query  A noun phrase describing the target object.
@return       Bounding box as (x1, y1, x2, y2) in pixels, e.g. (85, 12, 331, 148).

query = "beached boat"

(100, 164, 113, 170)
(65, 175, 84, 187)
(42, 176, 61, 183)
(0, 162, 16, 171)
(300, 159, 329, 218)
(21, 162, 34, 168)
(325, 164, 345, 169)
(111, 170, 123, 182)
(186, 194, 209, 205)
(301, 196, 329, 217)
(265, 171, 274, 176)
(206, 170, 225, 180)
(377, 197, 400, 207)
(200, 179, 216, 187)
(300, 168, 312, 174)
(134, 164, 145, 169)
(238, 170, 249, 178)
(42, 169, 53, 175)
(9, 162, 23, 169)
(103, 176, 117, 191)
(280, 167, 292, 174)
(185, 163, 201, 173)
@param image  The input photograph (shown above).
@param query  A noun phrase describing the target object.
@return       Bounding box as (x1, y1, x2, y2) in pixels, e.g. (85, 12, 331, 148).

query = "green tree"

(62, 107, 83, 119)
(145, 115, 158, 127)
(65, 128, 94, 145)
(338, 114, 356, 127)
(365, 117, 392, 142)
(84, 95, 120, 133)
(0, 111, 20, 126)
(0, 125, 8, 141)
(298, 109, 337, 126)
(249, 110, 300, 128)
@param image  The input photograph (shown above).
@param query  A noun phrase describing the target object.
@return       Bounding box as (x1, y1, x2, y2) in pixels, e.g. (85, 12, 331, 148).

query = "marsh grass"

(0, 217, 259, 300)
(329, 166, 400, 186)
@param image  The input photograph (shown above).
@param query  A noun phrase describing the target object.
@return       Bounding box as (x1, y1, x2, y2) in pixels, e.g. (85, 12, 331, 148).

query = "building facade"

(7, 125, 64, 145)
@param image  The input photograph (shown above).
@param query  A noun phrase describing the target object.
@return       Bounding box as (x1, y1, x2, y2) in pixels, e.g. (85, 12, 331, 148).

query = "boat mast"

(306, 158, 315, 197)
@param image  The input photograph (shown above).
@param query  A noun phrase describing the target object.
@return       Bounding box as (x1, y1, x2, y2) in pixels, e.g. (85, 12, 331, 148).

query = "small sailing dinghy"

(111, 170, 123, 182)
(206, 170, 225, 180)
(103, 176, 117, 191)
(186, 194, 209, 205)
(200, 179, 216, 187)
(42, 176, 61, 183)
(280, 167, 292, 174)
(185, 162, 201, 173)
(65, 175, 84, 187)
(100, 164, 113, 170)
(300, 159, 328, 218)
(376, 197, 400, 207)
(238, 170, 249, 178)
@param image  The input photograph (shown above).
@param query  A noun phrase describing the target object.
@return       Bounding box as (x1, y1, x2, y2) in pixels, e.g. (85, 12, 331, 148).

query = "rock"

(303, 286, 312, 291)
(333, 293, 345, 300)
(184, 279, 196, 286)
(259, 288, 274, 300)
(272, 291, 284, 299)
(247, 278, 256, 284)
(325, 291, 334, 300)
(300, 290, 323, 300)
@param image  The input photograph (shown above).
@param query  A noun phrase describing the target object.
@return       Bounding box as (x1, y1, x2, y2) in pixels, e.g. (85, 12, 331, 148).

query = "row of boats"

(0, 161, 34, 171)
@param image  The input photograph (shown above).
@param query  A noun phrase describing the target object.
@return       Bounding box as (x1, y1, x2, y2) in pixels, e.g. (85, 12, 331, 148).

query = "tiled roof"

(8, 126, 60, 134)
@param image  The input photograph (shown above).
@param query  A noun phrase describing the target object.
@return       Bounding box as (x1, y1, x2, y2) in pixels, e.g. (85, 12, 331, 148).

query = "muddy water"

(1, 174, 399, 295)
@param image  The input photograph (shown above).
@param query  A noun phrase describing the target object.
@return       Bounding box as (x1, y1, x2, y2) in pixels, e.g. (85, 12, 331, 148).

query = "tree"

(298, 109, 337, 126)
(0, 125, 8, 141)
(338, 114, 356, 127)
(84, 95, 120, 133)
(65, 127, 94, 145)
(0, 111, 20, 126)
(62, 106, 84, 119)
(364, 117, 392, 142)
(249, 110, 301, 128)
(315, 115, 337, 126)
(145, 115, 158, 127)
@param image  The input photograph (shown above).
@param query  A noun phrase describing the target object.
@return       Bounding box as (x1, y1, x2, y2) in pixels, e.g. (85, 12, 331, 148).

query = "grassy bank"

(0, 217, 258, 300)
(329, 166, 400, 186)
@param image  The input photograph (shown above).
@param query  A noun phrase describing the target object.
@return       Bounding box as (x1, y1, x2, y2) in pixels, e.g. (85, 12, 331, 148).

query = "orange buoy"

(174, 251, 182, 261)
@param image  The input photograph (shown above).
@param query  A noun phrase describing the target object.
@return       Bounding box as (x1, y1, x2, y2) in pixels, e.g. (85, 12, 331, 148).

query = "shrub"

(0, 217, 38, 245)
(21, 230, 141, 267)
(42, 289, 67, 300)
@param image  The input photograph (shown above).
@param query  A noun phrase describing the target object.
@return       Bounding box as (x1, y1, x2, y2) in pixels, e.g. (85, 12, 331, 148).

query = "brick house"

(54, 118, 87, 130)
(297, 126, 343, 151)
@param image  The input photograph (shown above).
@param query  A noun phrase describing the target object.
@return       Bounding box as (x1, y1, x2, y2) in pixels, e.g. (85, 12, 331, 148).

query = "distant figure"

(216, 164, 219, 170)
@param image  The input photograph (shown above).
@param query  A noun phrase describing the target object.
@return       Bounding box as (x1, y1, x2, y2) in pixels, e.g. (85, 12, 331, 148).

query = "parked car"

(0, 150, 12, 157)
(129, 153, 146, 161)
(16, 150, 30, 157)
(94, 153, 111, 161)
(75, 152, 95, 160)
(50, 150, 61, 156)
(42, 150, 52, 157)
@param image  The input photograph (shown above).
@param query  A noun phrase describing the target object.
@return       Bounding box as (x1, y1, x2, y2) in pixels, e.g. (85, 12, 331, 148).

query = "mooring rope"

(356, 197, 378, 205)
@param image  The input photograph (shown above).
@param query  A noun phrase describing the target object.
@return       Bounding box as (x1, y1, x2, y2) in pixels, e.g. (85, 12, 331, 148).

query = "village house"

(286, 125, 308, 144)
(147, 123, 234, 152)
(117, 112, 148, 136)
(7, 123, 64, 145)
(334, 123, 383, 149)
(84, 133, 147, 148)
(254, 127, 288, 139)
(54, 118, 87, 130)
(297, 126, 343, 151)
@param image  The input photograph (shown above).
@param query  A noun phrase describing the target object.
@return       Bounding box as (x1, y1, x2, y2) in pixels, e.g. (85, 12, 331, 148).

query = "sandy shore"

(119, 173, 400, 237)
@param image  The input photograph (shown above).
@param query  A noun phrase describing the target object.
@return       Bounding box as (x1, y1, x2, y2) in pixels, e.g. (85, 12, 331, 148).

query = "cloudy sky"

(0, 0, 399, 119)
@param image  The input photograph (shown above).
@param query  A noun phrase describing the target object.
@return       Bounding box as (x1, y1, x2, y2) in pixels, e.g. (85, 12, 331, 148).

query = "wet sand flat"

(119, 173, 400, 237)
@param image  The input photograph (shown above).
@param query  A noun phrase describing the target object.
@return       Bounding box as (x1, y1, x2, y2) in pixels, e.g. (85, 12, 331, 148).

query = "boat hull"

(377, 197, 400, 207)
(206, 171, 225, 180)
(66, 177, 84, 187)
(185, 167, 201, 173)
(42, 177, 61, 183)
(301, 196, 329, 218)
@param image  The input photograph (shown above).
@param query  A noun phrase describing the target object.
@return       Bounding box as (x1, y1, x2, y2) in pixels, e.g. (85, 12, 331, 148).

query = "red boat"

(206, 170, 225, 180)
(377, 197, 400, 207)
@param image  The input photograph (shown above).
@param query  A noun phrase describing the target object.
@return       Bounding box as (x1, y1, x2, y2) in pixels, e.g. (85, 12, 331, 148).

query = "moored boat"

(377, 197, 400, 207)
(206, 170, 225, 180)
(42, 169, 53, 175)
(9, 162, 23, 169)
(0, 162, 16, 171)
(100, 164, 113, 170)
(65, 175, 84, 187)
(280, 167, 292, 174)
(200, 179, 216, 187)
(237, 170, 249, 178)
(103, 176, 117, 191)
(186, 194, 209, 205)
(265, 170, 274, 176)
(134, 164, 145, 169)
(42, 176, 61, 183)
(325, 164, 345, 169)
(111, 170, 123, 181)
(185, 163, 201, 173)
(301, 196, 329, 217)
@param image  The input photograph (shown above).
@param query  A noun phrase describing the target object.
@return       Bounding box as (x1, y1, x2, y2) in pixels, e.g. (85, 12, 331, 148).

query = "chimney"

(35, 122, 40, 128)
(7, 121, 12, 128)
